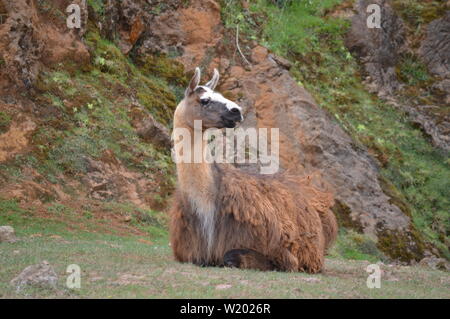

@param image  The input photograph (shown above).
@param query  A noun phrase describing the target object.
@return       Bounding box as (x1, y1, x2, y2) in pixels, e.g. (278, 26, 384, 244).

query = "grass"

(330, 230, 386, 263)
(392, 0, 448, 31)
(0, 208, 448, 299)
(0, 111, 11, 134)
(220, 0, 450, 259)
(397, 54, 430, 86)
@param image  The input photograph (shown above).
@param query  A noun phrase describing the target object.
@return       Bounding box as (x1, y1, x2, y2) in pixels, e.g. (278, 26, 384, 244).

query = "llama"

(169, 67, 337, 273)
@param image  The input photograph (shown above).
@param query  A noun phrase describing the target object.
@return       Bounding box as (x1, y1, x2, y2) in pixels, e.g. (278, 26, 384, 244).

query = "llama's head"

(175, 67, 243, 130)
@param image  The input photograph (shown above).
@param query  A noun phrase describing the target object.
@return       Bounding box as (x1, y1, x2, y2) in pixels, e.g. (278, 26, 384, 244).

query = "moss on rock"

(332, 199, 364, 233)
(138, 54, 188, 86)
(377, 226, 427, 262)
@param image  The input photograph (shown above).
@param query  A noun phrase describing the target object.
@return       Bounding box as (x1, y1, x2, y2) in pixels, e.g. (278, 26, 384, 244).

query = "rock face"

(0, 0, 90, 90)
(10, 261, 58, 292)
(346, 1, 450, 152)
(82, 150, 168, 210)
(0, 226, 17, 243)
(0, 112, 37, 162)
(129, 108, 172, 149)
(419, 12, 450, 79)
(345, 0, 406, 96)
(402, 103, 450, 152)
(216, 47, 423, 261)
(136, 115, 171, 149)
(417, 11, 450, 151)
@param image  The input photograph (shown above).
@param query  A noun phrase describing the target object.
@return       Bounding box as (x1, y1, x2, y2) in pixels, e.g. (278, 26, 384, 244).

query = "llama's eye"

(200, 98, 210, 106)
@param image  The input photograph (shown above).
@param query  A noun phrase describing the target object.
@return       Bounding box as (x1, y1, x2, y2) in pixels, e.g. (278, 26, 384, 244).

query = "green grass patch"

(0, 111, 12, 134)
(397, 53, 430, 86)
(330, 229, 386, 262)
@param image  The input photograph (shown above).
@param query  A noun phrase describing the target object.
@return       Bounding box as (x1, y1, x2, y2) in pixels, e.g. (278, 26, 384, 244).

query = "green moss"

(138, 54, 188, 86)
(134, 74, 177, 126)
(378, 175, 412, 218)
(377, 226, 426, 262)
(0, 198, 28, 214)
(0, 111, 12, 134)
(87, 0, 104, 16)
(391, 0, 447, 29)
(14, 25, 180, 197)
(332, 200, 364, 233)
(377, 175, 430, 261)
(48, 202, 74, 215)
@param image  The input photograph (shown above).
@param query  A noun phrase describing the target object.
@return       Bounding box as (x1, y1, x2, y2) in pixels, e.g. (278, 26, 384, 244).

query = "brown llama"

(169, 67, 338, 273)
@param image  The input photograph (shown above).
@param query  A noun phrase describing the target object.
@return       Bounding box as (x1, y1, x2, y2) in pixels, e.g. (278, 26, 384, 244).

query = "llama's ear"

(205, 68, 220, 90)
(185, 67, 201, 97)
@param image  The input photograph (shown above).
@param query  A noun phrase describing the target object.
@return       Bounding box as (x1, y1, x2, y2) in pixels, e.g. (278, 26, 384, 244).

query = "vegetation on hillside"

(0, 2, 183, 248)
(221, 0, 449, 259)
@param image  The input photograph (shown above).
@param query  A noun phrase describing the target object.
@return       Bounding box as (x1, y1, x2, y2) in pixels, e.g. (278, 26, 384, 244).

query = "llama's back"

(219, 165, 337, 251)
(218, 164, 337, 249)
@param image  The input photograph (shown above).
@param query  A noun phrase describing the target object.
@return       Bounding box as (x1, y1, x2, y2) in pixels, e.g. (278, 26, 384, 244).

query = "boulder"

(82, 150, 167, 210)
(0, 226, 17, 243)
(10, 261, 58, 292)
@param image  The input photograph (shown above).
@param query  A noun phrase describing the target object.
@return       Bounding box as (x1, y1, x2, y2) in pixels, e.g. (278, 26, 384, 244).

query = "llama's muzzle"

(221, 108, 243, 128)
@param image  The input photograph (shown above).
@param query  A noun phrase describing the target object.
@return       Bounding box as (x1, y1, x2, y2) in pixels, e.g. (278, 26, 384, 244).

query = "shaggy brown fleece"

(169, 163, 337, 273)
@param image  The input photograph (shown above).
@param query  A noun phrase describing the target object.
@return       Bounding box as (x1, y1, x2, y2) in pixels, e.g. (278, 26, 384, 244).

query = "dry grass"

(1, 229, 448, 299)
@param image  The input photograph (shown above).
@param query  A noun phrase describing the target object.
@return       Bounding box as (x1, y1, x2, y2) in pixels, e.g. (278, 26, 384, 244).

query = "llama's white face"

(180, 68, 243, 129)
(195, 85, 243, 128)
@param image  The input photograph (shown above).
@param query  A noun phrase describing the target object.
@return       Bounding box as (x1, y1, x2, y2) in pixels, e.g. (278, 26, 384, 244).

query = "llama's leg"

(296, 244, 325, 274)
(318, 209, 338, 253)
(223, 249, 276, 271)
(299, 258, 324, 274)
(275, 248, 300, 272)
(169, 203, 206, 264)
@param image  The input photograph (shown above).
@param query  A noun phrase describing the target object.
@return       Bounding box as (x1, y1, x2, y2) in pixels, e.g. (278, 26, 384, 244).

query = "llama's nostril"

(230, 108, 240, 114)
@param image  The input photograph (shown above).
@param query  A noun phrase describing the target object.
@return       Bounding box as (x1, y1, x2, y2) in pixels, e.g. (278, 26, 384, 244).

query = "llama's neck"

(173, 121, 217, 206)
(173, 115, 218, 250)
